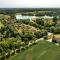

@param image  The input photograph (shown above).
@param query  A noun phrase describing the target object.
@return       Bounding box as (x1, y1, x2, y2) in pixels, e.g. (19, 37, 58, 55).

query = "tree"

(6, 49, 11, 59)
(44, 36, 48, 40)
(21, 19, 30, 24)
(34, 31, 42, 38)
(1, 51, 6, 60)
(0, 45, 3, 53)
(53, 16, 57, 26)
(52, 35, 57, 43)
(36, 18, 44, 26)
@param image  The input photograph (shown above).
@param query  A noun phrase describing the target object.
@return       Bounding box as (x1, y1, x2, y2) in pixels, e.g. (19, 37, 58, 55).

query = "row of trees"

(0, 8, 57, 16)
(47, 26, 60, 34)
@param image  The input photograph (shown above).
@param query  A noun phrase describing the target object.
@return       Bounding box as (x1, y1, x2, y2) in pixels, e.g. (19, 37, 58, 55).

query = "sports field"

(9, 41, 60, 60)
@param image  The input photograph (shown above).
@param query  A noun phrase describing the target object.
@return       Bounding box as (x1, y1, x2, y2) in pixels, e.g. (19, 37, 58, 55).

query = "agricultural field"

(9, 41, 60, 60)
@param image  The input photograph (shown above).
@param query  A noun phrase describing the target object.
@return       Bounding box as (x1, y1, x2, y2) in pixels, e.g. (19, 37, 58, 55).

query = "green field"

(9, 41, 60, 60)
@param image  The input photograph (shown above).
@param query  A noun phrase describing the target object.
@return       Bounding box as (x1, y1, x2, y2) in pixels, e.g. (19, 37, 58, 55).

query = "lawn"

(9, 41, 60, 60)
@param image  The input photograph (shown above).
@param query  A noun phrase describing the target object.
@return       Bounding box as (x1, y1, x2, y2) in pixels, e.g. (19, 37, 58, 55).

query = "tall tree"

(53, 16, 57, 26)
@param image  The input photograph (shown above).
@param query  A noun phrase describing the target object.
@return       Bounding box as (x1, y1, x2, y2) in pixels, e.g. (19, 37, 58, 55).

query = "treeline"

(47, 26, 60, 34)
(0, 8, 60, 16)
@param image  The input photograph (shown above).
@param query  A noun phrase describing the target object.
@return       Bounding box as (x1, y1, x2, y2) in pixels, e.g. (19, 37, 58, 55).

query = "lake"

(16, 15, 59, 20)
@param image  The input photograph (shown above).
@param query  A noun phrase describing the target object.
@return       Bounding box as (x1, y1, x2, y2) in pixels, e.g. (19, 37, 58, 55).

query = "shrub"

(16, 49, 20, 53)
(44, 36, 48, 40)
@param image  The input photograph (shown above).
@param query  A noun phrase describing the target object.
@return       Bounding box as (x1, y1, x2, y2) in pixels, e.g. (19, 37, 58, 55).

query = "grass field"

(9, 41, 60, 60)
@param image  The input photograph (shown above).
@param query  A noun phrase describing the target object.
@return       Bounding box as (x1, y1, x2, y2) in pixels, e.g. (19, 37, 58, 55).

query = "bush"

(25, 45, 29, 49)
(44, 36, 48, 40)
(1, 55, 5, 60)
(0, 56, 2, 60)
(16, 49, 20, 53)
(20, 47, 25, 51)
(11, 50, 15, 56)
(1, 51, 5, 60)
(6, 53, 10, 59)
(52, 39, 57, 43)
(52, 36, 57, 43)
(33, 42, 37, 45)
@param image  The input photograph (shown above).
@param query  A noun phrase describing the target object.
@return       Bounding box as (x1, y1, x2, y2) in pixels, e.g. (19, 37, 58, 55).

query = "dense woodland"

(0, 8, 60, 16)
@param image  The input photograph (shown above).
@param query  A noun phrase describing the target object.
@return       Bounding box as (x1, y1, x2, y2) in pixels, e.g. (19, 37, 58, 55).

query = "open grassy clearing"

(9, 41, 60, 60)
(0, 22, 4, 29)
(55, 34, 60, 38)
